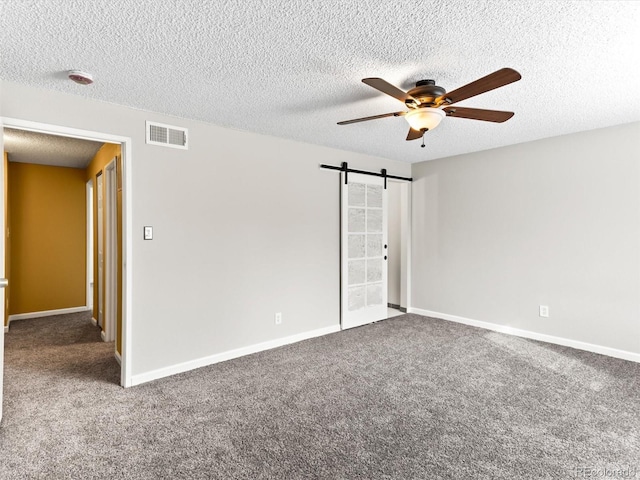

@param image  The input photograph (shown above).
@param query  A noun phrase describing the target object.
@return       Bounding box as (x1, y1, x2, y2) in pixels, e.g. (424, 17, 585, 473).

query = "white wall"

(411, 122, 640, 355)
(1, 81, 411, 379)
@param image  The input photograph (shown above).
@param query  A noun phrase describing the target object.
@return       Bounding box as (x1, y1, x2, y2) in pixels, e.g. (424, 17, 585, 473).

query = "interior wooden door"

(341, 172, 388, 329)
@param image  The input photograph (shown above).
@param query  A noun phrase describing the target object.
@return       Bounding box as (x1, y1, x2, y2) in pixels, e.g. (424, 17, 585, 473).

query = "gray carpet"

(1, 312, 638, 479)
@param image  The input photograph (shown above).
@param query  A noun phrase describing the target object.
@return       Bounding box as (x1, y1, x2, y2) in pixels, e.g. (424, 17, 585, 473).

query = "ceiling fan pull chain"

(421, 131, 426, 148)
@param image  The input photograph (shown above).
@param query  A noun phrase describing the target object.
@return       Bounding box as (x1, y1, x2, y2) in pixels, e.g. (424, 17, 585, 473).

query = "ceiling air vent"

(146, 121, 188, 150)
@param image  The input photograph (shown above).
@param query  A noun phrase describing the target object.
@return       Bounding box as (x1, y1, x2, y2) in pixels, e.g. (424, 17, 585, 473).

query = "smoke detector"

(68, 70, 94, 85)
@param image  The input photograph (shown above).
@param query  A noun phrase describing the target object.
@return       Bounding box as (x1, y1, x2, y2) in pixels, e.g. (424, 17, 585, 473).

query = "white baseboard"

(4, 325, 8, 333)
(8, 306, 91, 322)
(408, 307, 640, 364)
(100, 330, 106, 342)
(115, 351, 122, 365)
(91, 318, 98, 327)
(131, 324, 342, 386)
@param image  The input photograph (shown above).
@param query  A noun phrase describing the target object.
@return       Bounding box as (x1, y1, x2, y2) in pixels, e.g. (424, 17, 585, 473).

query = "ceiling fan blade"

(406, 128, 423, 141)
(438, 68, 521, 105)
(443, 107, 514, 123)
(337, 111, 405, 125)
(362, 78, 417, 104)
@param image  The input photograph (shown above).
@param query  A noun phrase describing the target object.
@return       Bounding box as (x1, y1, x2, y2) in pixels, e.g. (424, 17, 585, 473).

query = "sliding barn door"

(341, 172, 388, 329)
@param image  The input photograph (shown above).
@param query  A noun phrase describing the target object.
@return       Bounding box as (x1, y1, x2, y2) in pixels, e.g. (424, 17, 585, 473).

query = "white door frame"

(104, 159, 117, 343)
(1, 117, 134, 388)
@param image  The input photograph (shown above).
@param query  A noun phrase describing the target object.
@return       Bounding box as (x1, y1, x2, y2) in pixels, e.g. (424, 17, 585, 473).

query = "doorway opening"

(340, 173, 411, 330)
(386, 180, 411, 319)
(1, 117, 132, 387)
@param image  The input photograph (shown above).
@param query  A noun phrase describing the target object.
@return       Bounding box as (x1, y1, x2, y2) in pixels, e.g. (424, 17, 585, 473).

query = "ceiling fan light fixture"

(404, 107, 445, 131)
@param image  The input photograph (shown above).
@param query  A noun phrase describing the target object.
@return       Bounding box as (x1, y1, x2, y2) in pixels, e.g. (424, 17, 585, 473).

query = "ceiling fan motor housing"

(406, 80, 446, 107)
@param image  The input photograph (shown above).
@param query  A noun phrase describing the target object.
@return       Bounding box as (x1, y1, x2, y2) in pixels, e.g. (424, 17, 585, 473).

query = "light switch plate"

(143, 226, 153, 240)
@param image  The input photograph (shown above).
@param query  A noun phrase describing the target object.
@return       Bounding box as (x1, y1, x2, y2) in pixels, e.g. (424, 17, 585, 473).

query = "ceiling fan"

(337, 68, 522, 147)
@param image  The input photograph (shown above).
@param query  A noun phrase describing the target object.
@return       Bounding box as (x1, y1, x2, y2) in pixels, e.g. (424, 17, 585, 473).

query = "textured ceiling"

(3, 128, 103, 168)
(1, 1, 639, 163)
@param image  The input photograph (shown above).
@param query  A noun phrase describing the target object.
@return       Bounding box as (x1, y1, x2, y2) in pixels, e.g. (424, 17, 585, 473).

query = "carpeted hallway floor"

(1, 311, 638, 479)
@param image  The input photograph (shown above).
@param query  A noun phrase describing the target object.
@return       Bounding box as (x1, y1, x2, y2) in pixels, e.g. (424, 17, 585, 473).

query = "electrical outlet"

(274, 312, 282, 325)
(539, 305, 549, 318)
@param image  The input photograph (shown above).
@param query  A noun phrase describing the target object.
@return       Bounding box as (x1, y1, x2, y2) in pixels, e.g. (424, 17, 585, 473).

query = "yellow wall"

(86, 143, 122, 353)
(8, 162, 86, 314)
(4, 153, 9, 325)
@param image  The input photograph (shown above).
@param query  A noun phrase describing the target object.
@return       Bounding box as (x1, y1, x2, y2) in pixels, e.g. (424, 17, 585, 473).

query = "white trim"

(100, 330, 106, 342)
(122, 133, 133, 388)
(408, 308, 640, 363)
(1, 117, 134, 389)
(91, 317, 98, 327)
(404, 182, 411, 310)
(115, 351, 122, 366)
(8, 306, 90, 322)
(3, 326, 8, 333)
(131, 324, 341, 386)
(0, 118, 125, 145)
